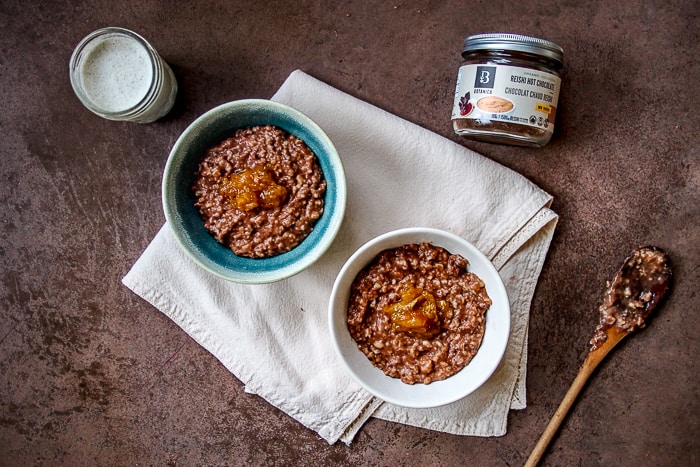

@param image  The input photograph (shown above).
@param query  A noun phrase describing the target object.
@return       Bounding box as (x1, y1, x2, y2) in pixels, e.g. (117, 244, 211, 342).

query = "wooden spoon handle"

(524, 329, 627, 467)
(523, 358, 597, 466)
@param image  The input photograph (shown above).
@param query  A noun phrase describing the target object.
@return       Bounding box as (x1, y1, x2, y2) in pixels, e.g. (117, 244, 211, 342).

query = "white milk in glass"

(70, 28, 177, 123)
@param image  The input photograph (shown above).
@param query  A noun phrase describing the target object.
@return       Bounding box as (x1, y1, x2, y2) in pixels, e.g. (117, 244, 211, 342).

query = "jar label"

(452, 64, 561, 134)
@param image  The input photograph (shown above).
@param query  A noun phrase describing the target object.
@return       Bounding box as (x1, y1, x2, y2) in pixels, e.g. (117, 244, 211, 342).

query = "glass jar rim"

(69, 27, 161, 118)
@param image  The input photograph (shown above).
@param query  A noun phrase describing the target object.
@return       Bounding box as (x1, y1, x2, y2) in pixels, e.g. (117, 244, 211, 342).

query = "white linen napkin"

(122, 70, 557, 444)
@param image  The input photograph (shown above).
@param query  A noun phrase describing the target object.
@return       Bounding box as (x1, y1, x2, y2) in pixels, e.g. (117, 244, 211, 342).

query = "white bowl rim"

(328, 227, 511, 408)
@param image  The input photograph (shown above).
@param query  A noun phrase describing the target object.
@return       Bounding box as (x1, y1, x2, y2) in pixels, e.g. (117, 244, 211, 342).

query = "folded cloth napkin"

(122, 70, 557, 444)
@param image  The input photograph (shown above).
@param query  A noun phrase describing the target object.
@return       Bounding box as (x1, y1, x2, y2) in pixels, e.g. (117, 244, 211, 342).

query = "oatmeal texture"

(347, 243, 491, 385)
(589, 247, 672, 350)
(193, 125, 326, 258)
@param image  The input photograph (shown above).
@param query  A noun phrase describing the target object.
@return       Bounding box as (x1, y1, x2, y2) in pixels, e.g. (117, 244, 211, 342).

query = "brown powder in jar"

(193, 125, 326, 258)
(453, 118, 551, 146)
(346, 243, 491, 385)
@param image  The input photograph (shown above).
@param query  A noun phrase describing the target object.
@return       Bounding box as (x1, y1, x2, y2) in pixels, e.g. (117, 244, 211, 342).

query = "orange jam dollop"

(219, 165, 288, 212)
(384, 284, 443, 339)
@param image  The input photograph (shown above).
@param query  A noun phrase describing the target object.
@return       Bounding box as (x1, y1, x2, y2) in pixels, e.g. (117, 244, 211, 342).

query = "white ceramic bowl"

(329, 228, 510, 408)
(163, 99, 346, 284)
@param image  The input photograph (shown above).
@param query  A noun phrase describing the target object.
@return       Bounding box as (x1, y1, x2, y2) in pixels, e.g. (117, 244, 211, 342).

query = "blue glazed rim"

(162, 99, 347, 283)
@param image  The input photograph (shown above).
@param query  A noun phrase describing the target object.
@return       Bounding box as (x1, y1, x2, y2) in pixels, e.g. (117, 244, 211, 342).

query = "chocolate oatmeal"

(346, 243, 491, 385)
(589, 246, 672, 351)
(193, 125, 326, 258)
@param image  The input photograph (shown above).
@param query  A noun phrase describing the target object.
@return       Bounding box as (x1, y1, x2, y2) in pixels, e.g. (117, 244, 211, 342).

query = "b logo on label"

(474, 66, 496, 89)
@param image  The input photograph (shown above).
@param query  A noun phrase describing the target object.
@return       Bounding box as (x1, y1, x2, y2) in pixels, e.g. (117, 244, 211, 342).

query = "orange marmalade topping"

(384, 284, 443, 339)
(219, 165, 287, 212)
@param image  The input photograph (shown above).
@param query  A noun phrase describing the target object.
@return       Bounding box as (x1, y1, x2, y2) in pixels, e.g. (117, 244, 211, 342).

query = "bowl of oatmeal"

(163, 99, 346, 283)
(328, 228, 510, 408)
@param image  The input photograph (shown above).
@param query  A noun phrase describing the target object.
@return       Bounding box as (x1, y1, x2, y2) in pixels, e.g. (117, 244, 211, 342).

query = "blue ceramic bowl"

(163, 99, 346, 283)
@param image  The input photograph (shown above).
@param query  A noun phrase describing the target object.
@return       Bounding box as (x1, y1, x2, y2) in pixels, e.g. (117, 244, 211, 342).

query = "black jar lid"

(462, 33, 564, 67)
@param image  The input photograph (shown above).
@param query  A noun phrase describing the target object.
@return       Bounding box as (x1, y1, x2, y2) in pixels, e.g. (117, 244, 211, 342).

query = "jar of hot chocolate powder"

(452, 33, 564, 147)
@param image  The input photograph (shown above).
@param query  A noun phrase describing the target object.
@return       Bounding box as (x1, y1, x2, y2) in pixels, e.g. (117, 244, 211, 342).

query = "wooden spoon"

(524, 246, 672, 467)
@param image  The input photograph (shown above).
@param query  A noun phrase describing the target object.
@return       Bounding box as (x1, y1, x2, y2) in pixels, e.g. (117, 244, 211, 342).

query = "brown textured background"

(1, 1, 699, 465)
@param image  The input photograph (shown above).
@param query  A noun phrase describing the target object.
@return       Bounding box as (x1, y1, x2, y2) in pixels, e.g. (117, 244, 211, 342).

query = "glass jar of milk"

(70, 27, 178, 123)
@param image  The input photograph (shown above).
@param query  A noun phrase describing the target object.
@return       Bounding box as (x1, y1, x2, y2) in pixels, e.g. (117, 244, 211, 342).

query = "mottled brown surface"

(1, 1, 699, 466)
